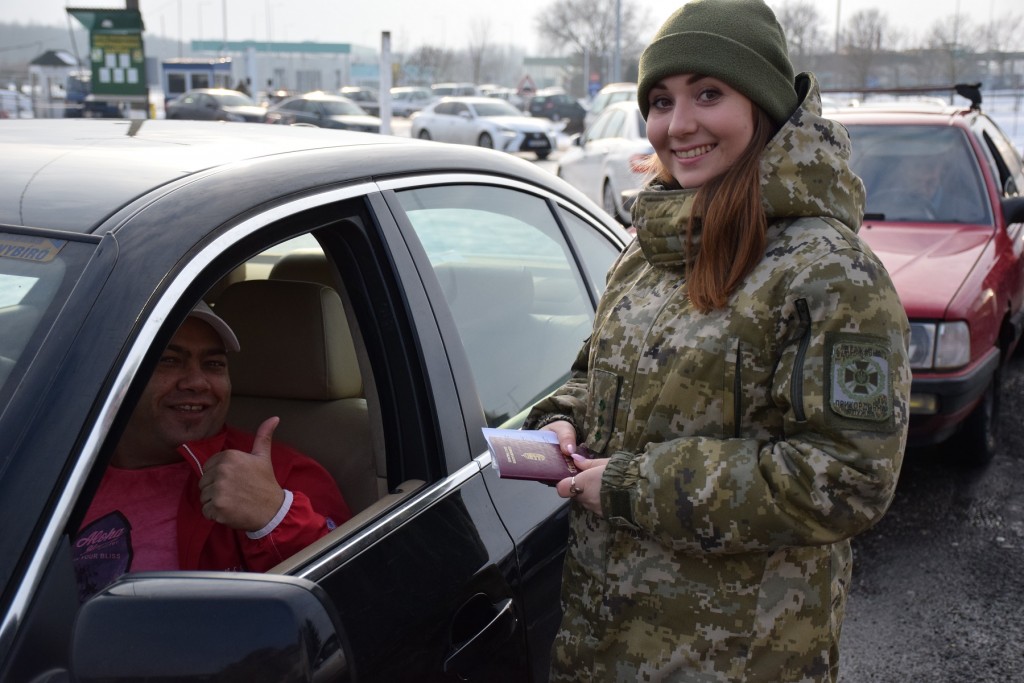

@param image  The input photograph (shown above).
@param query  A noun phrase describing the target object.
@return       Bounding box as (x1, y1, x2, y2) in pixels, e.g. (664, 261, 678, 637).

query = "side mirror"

(573, 134, 584, 147)
(459, 110, 472, 119)
(1002, 196, 1024, 225)
(72, 572, 348, 682)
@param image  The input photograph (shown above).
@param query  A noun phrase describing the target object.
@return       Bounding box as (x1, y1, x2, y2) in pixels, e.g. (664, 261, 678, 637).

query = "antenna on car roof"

(955, 83, 982, 111)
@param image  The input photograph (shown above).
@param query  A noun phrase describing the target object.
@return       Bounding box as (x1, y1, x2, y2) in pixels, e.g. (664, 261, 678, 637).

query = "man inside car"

(72, 301, 351, 601)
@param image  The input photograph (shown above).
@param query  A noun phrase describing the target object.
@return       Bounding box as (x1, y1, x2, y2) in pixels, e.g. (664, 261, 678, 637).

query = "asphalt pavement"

(838, 352, 1024, 682)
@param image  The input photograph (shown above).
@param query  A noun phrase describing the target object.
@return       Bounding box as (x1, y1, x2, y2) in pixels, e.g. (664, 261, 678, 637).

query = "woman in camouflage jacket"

(525, 1, 911, 681)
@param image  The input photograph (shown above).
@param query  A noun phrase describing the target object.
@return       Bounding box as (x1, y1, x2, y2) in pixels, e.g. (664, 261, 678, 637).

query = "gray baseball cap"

(188, 300, 240, 352)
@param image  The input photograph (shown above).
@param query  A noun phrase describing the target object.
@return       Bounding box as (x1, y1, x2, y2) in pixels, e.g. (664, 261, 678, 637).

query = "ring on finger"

(569, 475, 583, 497)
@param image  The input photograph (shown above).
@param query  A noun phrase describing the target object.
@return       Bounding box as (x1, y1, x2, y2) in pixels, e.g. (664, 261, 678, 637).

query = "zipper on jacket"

(182, 444, 204, 475)
(790, 298, 812, 422)
(732, 340, 742, 438)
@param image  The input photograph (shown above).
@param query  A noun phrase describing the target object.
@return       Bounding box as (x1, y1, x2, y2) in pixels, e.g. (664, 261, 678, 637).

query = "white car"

(557, 101, 652, 224)
(389, 86, 433, 117)
(584, 82, 637, 130)
(410, 96, 558, 160)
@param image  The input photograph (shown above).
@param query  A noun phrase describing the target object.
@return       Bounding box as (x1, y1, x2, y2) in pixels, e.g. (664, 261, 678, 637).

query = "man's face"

(123, 317, 232, 457)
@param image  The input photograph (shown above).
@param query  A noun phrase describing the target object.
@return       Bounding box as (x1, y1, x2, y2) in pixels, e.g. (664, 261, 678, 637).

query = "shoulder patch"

(825, 333, 895, 432)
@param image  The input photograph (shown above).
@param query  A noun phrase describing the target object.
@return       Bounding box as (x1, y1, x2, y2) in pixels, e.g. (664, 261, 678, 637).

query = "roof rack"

(822, 83, 982, 111)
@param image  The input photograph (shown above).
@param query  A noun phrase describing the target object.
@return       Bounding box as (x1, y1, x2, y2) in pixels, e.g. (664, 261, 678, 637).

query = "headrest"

(214, 280, 361, 400)
(269, 248, 335, 289)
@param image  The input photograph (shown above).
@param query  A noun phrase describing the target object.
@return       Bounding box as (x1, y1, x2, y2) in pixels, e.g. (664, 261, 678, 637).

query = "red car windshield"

(846, 125, 992, 225)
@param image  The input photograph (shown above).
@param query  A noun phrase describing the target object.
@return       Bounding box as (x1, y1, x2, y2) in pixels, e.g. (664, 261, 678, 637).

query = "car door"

(0, 171, 625, 682)
(575, 109, 621, 200)
(448, 101, 474, 144)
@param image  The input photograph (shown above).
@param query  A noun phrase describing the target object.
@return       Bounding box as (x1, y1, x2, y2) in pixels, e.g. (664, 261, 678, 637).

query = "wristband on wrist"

(246, 489, 293, 540)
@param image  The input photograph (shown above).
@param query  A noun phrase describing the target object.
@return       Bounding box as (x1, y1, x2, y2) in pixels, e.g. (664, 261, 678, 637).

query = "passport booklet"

(482, 428, 579, 483)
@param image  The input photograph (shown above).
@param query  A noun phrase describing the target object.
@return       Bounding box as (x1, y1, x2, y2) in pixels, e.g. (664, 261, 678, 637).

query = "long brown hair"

(646, 106, 777, 313)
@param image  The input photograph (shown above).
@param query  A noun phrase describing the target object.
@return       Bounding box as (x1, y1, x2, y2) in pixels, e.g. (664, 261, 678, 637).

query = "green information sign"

(67, 8, 147, 97)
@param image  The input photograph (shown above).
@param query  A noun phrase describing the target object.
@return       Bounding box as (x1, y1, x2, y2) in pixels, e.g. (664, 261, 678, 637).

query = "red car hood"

(857, 222, 992, 319)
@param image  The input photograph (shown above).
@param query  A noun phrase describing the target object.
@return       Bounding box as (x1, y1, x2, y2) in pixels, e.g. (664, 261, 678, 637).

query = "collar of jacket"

(630, 71, 865, 270)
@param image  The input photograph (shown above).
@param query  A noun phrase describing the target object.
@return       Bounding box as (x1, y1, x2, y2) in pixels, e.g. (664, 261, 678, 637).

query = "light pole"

(835, 0, 841, 56)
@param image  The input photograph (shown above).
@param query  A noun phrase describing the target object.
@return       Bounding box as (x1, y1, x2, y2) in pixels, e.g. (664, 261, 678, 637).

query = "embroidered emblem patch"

(829, 337, 891, 422)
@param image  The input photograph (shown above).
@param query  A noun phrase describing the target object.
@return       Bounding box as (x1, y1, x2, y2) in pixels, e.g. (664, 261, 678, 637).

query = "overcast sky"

(2, 0, 1020, 53)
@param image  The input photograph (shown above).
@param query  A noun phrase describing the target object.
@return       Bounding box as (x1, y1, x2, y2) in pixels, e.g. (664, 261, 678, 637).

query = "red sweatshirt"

(175, 425, 351, 571)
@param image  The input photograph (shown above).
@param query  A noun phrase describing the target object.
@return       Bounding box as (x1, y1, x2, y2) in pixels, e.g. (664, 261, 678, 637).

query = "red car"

(829, 85, 1024, 465)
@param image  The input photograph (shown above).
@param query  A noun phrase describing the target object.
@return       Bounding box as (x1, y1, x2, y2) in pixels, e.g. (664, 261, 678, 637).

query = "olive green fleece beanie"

(637, 0, 798, 126)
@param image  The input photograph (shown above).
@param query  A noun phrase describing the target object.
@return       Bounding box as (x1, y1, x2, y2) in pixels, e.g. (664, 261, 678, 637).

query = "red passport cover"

(483, 428, 578, 483)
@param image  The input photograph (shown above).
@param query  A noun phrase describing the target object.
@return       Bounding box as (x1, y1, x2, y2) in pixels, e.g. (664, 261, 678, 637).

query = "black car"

(339, 86, 381, 116)
(265, 92, 382, 132)
(527, 89, 587, 135)
(0, 119, 628, 682)
(166, 87, 267, 122)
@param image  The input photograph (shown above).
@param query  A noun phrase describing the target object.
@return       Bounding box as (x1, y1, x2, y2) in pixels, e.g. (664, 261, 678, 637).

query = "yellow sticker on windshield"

(0, 236, 67, 263)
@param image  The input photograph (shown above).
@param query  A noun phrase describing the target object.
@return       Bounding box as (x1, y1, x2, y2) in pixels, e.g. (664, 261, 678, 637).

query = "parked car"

(0, 118, 629, 681)
(480, 84, 525, 111)
(339, 86, 380, 116)
(411, 96, 559, 160)
(557, 100, 652, 224)
(166, 87, 266, 122)
(265, 91, 381, 132)
(430, 82, 479, 98)
(826, 85, 1024, 465)
(584, 81, 637, 130)
(527, 88, 587, 135)
(389, 85, 433, 117)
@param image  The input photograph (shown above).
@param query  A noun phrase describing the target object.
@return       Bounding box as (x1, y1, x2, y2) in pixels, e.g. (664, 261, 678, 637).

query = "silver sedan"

(410, 96, 558, 160)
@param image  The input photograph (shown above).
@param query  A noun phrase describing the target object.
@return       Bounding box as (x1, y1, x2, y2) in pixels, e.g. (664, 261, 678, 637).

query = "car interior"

(205, 242, 422, 549)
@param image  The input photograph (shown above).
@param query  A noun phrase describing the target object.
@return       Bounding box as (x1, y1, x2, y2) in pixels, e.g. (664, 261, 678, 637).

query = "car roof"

(289, 91, 355, 102)
(597, 82, 637, 93)
(184, 88, 247, 96)
(434, 96, 514, 106)
(825, 102, 977, 127)
(0, 119, 570, 234)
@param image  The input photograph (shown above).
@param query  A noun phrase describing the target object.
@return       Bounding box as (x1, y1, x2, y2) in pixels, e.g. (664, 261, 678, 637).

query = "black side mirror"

(72, 572, 348, 682)
(1002, 196, 1024, 225)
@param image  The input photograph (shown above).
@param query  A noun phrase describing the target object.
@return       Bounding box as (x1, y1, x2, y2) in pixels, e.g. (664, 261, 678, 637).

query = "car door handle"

(443, 594, 518, 678)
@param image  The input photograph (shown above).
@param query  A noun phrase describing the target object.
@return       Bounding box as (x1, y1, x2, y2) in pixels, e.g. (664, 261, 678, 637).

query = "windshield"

(473, 101, 525, 118)
(213, 92, 257, 107)
(846, 124, 992, 224)
(321, 99, 365, 116)
(0, 232, 96, 398)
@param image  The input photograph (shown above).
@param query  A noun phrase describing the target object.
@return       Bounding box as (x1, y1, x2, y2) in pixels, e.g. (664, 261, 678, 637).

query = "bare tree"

(402, 45, 457, 85)
(842, 9, 888, 87)
(922, 13, 982, 86)
(534, 0, 651, 89)
(979, 11, 1024, 88)
(466, 18, 492, 85)
(775, 0, 827, 72)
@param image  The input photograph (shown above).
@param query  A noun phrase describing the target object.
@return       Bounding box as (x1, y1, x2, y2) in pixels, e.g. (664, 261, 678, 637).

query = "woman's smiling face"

(646, 74, 756, 189)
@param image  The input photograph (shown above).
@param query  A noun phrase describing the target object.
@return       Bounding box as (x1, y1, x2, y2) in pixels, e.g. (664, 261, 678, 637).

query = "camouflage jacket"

(527, 73, 911, 682)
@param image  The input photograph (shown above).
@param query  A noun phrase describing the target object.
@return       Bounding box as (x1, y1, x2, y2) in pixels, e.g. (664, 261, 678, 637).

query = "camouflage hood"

(631, 72, 865, 269)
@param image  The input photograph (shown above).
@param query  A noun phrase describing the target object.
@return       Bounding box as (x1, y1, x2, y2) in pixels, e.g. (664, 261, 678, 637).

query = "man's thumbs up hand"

(199, 417, 285, 531)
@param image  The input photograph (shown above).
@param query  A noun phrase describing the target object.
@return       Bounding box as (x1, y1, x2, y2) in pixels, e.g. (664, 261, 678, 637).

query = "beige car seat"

(213, 279, 379, 514)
